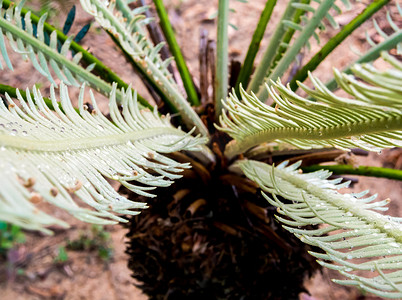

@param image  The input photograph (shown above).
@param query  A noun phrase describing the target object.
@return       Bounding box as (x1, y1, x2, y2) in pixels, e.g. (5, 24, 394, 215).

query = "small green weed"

(0, 221, 25, 258)
(67, 225, 113, 262)
(54, 246, 69, 264)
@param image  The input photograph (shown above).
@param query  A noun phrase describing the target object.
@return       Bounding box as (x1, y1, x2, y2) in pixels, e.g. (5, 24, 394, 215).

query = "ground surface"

(0, 0, 401, 299)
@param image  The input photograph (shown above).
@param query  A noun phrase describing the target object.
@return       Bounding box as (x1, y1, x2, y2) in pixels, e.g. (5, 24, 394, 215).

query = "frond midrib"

(225, 116, 402, 158)
(277, 166, 402, 243)
(0, 127, 183, 152)
(239, 160, 402, 297)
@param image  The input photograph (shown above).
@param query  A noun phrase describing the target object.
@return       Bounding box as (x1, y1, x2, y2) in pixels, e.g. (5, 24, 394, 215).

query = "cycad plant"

(0, 0, 402, 298)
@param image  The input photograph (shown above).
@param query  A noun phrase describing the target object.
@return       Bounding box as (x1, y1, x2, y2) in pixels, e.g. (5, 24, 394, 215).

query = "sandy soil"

(0, 0, 401, 299)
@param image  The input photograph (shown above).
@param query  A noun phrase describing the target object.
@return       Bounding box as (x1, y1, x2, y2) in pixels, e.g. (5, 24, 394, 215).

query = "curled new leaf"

(0, 83, 207, 233)
(238, 159, 402, 298)
(219, 52, 402, 159)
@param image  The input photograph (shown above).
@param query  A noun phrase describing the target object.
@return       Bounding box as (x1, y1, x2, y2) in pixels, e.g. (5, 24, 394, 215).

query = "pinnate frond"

(0, 0, 121, 99)
(285, 0, 347, 48)
(0, 83, 207, 233)
(253, 0, 349, 100)
(324, 6, 402, 92)
(80, 0, 208, 136)
(219, 52, 402, 159)
(366, 3, 402, 55)
(238, 159, 402, 299)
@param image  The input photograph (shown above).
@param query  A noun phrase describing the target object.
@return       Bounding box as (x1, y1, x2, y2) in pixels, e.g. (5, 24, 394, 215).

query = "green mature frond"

(325, 3, 402, 91)
(152, 0, 200, 106)
(0, 83, 207, 234)
(79, 0, 209, 136)
(218, 52, 402, 159)
(215, 0, 229, 121)
(288, 0, 391, 92)
(285, 0, 345, 46)
(238, 159, 402, 298)
(0, 0, 117, 99)
(367, 4, 402, 55)
(250, 0, 349, 100)
(247, 0, 299, 94)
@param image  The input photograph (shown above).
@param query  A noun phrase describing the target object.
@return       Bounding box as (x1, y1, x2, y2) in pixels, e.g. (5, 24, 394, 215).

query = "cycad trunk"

(124, 150, 320, 299)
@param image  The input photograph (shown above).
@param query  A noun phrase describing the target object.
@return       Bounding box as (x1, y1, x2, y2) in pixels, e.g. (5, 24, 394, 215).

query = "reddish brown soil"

(0, 1, 400, 299)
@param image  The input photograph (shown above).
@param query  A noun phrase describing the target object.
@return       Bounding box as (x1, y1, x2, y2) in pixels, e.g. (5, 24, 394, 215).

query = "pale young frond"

(238, 159, 402, 299)
(0, 83, 207, 234)
(79, 0, 209, 136)
(219, 52, 402, 159)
